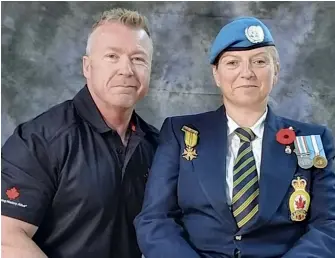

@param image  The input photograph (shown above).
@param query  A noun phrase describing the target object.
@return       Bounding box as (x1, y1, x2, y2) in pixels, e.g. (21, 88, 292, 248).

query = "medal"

(313, 155, 328, 169)
(181, 125, 199, 161)
(310, 135, 328, 169)
(294, 136, 313, 169)
(297, 155, 314, 169)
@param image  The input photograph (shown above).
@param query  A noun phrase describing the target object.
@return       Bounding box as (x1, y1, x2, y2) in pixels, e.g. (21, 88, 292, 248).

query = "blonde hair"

(86, 8, 151, 55)
(266, 46, 280, 74)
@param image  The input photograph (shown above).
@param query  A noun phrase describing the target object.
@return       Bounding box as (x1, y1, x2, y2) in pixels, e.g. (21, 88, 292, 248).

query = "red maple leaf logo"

(6, 187, 20, 200)
(295, 196, 305, 209)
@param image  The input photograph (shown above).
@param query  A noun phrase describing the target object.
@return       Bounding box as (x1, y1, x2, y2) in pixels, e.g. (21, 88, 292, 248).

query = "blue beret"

(209, 17, 275, 64)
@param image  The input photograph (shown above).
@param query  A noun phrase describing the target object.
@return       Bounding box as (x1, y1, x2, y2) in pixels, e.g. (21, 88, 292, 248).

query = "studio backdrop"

(2, 1, 335, 146)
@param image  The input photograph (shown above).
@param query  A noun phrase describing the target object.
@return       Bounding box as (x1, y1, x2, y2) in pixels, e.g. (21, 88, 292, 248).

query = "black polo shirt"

(1, 85, 159, 258)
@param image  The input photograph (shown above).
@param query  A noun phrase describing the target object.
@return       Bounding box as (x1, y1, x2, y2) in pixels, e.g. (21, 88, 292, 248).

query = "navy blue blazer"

(134, 106, 335, 258)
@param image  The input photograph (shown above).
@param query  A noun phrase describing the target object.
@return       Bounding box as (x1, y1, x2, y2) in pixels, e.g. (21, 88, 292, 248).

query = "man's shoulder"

(135, 114, 160, 146)
(145, 122, 160, 136)
(12, 99, 79, 144)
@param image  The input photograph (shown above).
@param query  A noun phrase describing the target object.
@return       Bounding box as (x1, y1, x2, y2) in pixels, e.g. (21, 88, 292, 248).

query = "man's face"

(212, 47, 278, 108)
(83, 22, 153, 109)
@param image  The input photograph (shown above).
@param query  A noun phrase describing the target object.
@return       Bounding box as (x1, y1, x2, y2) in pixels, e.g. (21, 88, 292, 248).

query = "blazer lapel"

(240, 107, 299, 234)
(192, 106, 237, 229)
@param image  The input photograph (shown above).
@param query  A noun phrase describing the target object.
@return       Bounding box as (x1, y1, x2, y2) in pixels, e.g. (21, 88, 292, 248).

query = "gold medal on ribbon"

(310, 135, 328, 169)
(313, 155, 328, 169)
(289, 177, 310, 222)
(181, 126, 199, 161)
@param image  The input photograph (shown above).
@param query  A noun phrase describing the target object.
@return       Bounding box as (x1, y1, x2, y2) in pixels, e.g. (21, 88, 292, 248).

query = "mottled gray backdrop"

(2, 1, 335, 145)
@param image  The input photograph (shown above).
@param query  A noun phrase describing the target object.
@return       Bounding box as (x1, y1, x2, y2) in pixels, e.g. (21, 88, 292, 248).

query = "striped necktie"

(232, 127, 260, 229)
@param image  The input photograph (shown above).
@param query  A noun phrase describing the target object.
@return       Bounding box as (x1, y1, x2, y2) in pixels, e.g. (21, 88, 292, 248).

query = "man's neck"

(102, 107, 133, 144)
(87, 86, 134, 145)
(224, 101, 268, 128)
(96, 102, 133, 145)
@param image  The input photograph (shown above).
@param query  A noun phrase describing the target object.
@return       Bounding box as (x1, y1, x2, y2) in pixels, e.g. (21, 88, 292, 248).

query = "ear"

(212, 65, 221, 88)
(82, 55, 91, 79)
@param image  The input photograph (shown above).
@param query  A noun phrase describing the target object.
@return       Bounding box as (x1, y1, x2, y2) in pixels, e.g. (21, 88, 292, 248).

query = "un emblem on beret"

(245, 25, 265, 43)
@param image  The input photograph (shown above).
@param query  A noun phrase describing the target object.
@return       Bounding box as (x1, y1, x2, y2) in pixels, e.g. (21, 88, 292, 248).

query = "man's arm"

(134, 117, 200, 258)
(2, 216, 47, 258)
(282, 127, 335, 258)
(1, 123, 57, 258)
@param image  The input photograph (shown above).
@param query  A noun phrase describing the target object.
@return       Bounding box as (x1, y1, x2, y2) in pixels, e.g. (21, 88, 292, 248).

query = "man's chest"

(53, 132, 154, 214)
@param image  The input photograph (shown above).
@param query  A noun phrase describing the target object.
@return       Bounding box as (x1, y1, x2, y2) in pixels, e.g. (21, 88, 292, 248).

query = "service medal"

(310, 135, 328, 169)
(294, 136, 313, 169)
(313, 155, 328, 169)
(181, 125, 199, 161)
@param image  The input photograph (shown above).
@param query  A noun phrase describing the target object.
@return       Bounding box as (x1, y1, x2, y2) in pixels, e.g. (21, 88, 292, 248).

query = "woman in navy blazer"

(134, 17, 335, 258)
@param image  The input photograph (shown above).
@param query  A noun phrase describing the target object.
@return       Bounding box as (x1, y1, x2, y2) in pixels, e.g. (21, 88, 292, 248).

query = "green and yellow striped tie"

(232, 127, 259, 228)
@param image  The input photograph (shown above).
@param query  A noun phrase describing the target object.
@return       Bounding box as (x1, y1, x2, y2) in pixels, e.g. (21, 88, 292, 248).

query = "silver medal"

(294, 136, 313, 169)
(297, 155, 313, 169)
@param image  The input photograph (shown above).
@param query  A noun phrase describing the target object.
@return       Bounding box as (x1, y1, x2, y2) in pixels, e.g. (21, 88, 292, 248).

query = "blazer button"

(116, 147, 124, 154)
(235, 235, 242, 241)
(234, 249, 241, 258)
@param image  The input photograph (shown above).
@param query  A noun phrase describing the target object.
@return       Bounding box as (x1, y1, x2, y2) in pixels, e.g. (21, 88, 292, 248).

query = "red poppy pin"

(276, 127, 296, 154)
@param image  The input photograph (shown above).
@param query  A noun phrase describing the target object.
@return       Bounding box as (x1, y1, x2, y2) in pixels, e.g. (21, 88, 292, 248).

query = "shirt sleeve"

(1, 123, 57, 226)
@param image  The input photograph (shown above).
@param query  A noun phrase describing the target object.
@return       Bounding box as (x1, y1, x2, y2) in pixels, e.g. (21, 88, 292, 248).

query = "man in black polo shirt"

(1, 8, 158, 258)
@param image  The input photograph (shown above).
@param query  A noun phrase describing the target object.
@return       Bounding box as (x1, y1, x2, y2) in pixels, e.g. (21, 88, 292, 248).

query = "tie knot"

(235, 127, 256, 142)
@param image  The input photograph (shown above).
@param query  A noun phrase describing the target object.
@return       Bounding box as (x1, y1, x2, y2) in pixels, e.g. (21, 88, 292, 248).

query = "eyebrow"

(105, 47, 148, 56)
(251, 52, 270, 58)
(221, 52, 269, 59)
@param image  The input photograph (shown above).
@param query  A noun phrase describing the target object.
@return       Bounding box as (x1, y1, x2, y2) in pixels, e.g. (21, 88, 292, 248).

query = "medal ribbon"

(311, 135, 320, 156)
(296, 137, 302, 155)
(301, 136, 309, 154)
(296, 136, 308, 155)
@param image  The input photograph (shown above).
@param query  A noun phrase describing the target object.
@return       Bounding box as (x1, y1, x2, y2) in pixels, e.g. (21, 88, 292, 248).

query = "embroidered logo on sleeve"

(2, 187, 27, 208)
(6, 187, 20, 200)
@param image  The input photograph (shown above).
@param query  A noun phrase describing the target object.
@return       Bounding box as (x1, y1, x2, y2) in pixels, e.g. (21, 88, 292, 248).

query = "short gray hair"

(86, 8, 151, 55)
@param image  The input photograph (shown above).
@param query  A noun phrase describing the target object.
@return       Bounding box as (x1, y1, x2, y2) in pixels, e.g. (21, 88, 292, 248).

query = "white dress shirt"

(225, 108, 268, 206)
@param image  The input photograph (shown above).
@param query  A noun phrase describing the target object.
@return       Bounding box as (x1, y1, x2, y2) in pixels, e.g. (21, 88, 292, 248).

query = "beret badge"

(245, 25, 265, 44)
